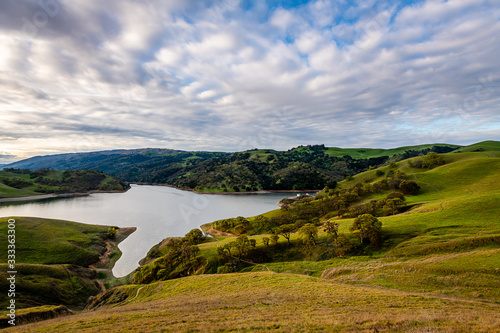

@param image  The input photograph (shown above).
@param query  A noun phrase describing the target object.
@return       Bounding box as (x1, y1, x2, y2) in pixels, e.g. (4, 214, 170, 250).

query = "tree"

(234, 216, 249, 235)
(422, 152, 445, 168)
(335, 234, 353, 257)
(278, 224, 295, 246)
(323, 221, 339, 243)
(185, 229, 204, 245)
(326, 180, 337, 189)
(107, 227, 117, 239)
(399, 180, 420, 195)
(262, 237, 270, 247)
(298, 223, 318, 245)
(386, 192, 406, 201)
(232, 235, 252, 259)
(350, 214, 382, 247)
(383, 198, 405, 216)
(270, 233, 279, 245)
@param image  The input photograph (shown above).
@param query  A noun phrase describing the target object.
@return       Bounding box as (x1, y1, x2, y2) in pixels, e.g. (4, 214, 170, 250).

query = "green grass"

(0, 217, 110, 265)
(0, 217, 134, 311)
(0, 169, 127, 199)
(4, 143, 500, 330)
(325, 143, 461, 158)
(0, 264, 100, 309)
(456, 140, 500, 153)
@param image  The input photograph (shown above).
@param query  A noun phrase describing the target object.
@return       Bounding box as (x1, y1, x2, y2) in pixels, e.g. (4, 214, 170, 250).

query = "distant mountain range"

(4, 141, 498, 192)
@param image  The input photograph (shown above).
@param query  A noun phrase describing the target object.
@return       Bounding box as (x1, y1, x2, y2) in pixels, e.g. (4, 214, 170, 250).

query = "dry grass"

(5, 272, 500, 332)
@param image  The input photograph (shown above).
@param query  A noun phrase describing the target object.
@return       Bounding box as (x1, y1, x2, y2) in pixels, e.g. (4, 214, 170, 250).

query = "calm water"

(0, 185, 291, 277)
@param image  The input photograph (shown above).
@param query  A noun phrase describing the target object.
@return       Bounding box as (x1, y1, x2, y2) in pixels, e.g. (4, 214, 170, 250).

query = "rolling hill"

(3, 142, 468, 192)
(0, 217, 134, 316)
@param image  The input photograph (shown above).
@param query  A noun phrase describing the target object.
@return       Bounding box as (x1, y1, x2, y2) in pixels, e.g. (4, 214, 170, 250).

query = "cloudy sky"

(0, 0, 499, 163)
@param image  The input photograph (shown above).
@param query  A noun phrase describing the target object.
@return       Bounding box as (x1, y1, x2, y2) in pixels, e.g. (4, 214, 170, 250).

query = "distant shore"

(129, 182, 321, 195)
(0, 189, 128, 204)
(0, 183, 318, 204)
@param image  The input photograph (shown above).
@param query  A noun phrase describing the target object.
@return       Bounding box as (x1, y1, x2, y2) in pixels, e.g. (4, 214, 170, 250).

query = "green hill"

(325, 143, 461, 159)
(0, 169, 128, 199)
(0, 217, 134, 313)
(4, 142, 476, 192)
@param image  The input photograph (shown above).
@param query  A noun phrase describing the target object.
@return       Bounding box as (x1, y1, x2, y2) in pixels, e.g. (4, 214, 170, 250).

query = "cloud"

(0, 0, 499, 160)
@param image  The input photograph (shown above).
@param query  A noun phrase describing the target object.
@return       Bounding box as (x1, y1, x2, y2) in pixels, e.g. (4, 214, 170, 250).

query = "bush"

(2, 178, 33, 189)
(107, 227, 117, 239)
(386, 192, 406, 201)
(217, 265, 233, 274)
(399, 180, 420, 195)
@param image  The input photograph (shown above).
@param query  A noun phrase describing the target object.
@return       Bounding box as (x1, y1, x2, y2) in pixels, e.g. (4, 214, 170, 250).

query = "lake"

(0, 185, 293, 277)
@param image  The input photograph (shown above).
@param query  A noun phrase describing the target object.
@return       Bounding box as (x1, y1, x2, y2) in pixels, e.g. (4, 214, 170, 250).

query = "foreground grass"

(4, 272, 499, 332)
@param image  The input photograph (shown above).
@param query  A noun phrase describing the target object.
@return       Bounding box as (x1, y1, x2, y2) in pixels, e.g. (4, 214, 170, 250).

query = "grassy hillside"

(136, 147, 500, 302)
(0, 217, 131, 311)
(4, 143, 469, 192)
(0, 169, 128, 199)
(0, 217, 110, 265)
(325, 143, 461, 159)
(9, 272, 500, 332)
(455, 140, 500, 153)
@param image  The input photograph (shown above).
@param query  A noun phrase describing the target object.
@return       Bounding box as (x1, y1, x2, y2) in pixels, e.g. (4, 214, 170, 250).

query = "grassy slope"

(325, 143, 461, 158)
(142, 147, 500, 299)
(0, 217, 109, 265)
(0, 217, 120, 310)
(7, 272, 500, 332)
(318, 149, 500, 300)
(0, 169, 127, 199)
(0, 169, 58, 198)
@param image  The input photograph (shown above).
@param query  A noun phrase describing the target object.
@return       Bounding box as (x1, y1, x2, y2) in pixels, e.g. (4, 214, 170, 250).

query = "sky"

(0, 0, 499, 163)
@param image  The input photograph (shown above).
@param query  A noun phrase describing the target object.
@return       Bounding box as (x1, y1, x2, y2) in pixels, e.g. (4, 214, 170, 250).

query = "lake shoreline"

(0, 189, 129, 204)
(129, 182, 321, 195)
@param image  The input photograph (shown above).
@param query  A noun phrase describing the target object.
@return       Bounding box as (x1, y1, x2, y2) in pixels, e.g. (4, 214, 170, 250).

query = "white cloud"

(0, 0, 499, 160)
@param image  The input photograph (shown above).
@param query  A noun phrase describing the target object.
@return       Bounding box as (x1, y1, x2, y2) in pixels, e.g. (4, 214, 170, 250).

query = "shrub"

(399, 180, 420, 195)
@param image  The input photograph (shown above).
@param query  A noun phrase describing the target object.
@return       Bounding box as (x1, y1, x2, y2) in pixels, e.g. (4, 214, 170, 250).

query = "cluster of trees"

(396, 146, 456, 161)
(213, 216, 251, 235)
(409, 152, 446, 169)
(213, 214, 383, 274)
(0, 168, 128, 193)
(133, 229, 205, 284)
(213, 171, 420, 240)
(2, 177, 33, 189)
